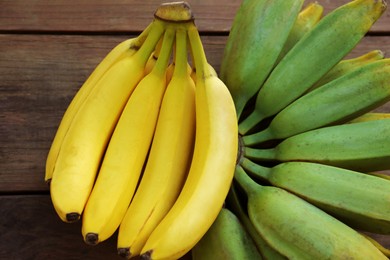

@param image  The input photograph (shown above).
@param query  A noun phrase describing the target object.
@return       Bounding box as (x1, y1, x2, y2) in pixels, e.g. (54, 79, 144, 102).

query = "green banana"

(244, 119, 390, 172)
(348, 112, 390, 123)
(276, 2, 323, 64)
(226, 184, 288, 260)
(310, 49, 385, 90)
(234, 165, 388, 259)
(220, 0, 304, 120)
(240, 158, 390, 234)
(238, 0, 387, 135)
(243, 58, 390, 146)
(191, 207, 262, 260)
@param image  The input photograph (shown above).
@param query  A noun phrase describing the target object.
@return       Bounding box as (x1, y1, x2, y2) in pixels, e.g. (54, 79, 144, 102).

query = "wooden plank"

(0, 0, 389, 33)
(0, 195, 388, 259)
(1, 34, 390, 192)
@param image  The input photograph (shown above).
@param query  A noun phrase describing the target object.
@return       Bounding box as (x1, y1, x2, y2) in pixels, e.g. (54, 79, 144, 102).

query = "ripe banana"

(276, 2, 323, 64)
(239, 0, 387, 134)
(191, 207, 262, 260)
(310, 49, 385, 90)
(139, 23, 238, 260)
(116, 27, 195, 258)
(45, 25, 151, 183)
(243, 58, 390, 146)
(348, 112, 390, 123)
(227, 184, 288, 260)
(244, 119, 390, 172)
(49, 19, 165, 223)
(240, 158, 390, 234)
(234, 165, 388, 259)
(219, 0, 304, 119)
(81, 27, 175, 245)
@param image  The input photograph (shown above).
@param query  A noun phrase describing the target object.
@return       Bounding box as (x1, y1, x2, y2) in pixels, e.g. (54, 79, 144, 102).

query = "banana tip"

(85, 232, 99, 246)
(65, 212, 80, 223)
(140, 250, 152, 260)
(117, 247, 131, 259)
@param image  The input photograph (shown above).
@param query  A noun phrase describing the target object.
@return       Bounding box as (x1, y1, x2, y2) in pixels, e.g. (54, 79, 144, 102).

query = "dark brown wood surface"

(1, 0, 390, 259)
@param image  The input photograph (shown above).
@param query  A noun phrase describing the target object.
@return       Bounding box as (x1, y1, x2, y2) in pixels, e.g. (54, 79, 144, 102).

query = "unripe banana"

(239, 0, 387, 134)
(243, 58, 390, 146)
(241, 158, 390, 234)
(244, 119, 390, 172)
(234, 165, 388, 259)
(49, 20, 165, 223)
(191, 208, 262, 260)
(220, 0, 304, 119)
(81, 27, 175, 245)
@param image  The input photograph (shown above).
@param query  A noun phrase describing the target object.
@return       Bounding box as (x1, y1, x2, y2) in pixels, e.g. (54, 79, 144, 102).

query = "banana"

(275, 2, 323, 64)
(45, 25, 152, 183)
(243, 58, 390, 146)
(226, 184, 288, 260)
(238, 0, 387, 135)
(191, 207, 262, 260)
(361, 233, 390, 257)
(144, 37, 163, 75)
(240, 158, 390, 234)
(244, 119, 390, 172)
(49, 19, 165, 223)
(139, 23, 238, 260)
(310, 49, 385, 90)
(234, 165, 388, 259)
(81, 27, 175, 246)
(348, 112, 390, 123)
(219, 0, 304, 120)
(116, 27, 195, 258)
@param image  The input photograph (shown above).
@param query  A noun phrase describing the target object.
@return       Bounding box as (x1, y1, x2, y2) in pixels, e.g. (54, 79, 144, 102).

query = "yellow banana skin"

(243, 58, 390, 146)
(244, 119, 390, 172)
(49, 20, 165, 223)
(81, 27, 175, 245)
(139, 24, 238, 260)
(116, 28, 195, 258)
(45, 27, 151, 183)
(241, 159, 390, 234)
(191, 208, 262, 260)
(276, 2, 323, 64)
(234, 165, 388, 259)
(348, 112, 390, 123)
(220, 0, 304, 119)
(239, 0, 387, 134)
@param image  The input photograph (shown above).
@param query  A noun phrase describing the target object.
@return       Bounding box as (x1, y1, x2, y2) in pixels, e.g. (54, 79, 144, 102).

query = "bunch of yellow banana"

(46, 2, 237, 259)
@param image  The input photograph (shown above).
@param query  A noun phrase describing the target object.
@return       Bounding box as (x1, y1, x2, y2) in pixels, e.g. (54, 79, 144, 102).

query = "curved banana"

(243, 58, 390, 146)
(49, 19, 165, 223)
(241, 158, 390, 234)
(244, 119, 390, 172)
(81, 27, 175, 245)
(234, 165, 387, 259)
(139, 23, 238, 260)
(239, 0, 387, 134)
(45, 25, 152, 183)
(220, 0, 304, 120)
(116, 27, 195, 258)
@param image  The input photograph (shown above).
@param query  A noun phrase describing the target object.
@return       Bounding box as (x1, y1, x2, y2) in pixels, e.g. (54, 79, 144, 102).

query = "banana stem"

(234, 165, 261, 195)
(173, 28, 188, 78)
(240, 158, 272, 182)
(151, 27, 175, 77)
(239, 111, 267, 135)
(133, 22, 153, 48)
(242, 127, 274, 146)
(244, 147, 276, 161)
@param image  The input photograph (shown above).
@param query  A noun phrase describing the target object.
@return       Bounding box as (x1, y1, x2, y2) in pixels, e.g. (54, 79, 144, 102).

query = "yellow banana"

(117, 27, 196, 258)
(144, 37, 163, 75)
(139, 23, 238, 260)
(81, 27, 175, 245)
(49, 19, 165, 223)
(348, 112, 390, 123)
(45, 25, 151, 183)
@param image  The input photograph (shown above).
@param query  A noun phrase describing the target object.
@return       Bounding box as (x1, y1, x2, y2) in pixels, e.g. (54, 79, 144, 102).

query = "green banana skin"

(226, 184, 288, 260)
(220, 0, 304, 120)
(191, 207, 262, 260)
(234, 165, 388, 259)
(243, 58, 390, 146)
(244, 119, 390, 172)
(310, 49, 385, 90)
(348, 112, 390, 123)
(240, 158, 390, 235)
(238, 0, 387, 135)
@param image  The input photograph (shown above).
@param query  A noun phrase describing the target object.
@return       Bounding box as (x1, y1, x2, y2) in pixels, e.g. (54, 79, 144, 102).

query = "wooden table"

(1, 0, 389, 259)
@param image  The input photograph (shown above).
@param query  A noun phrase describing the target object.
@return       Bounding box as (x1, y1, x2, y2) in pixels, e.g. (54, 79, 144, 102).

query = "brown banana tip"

(154, 1, 194, 22)
(65, 212, 80, 223)
(140, 250, 152, 260)
(117, 248, 131, 259)
(45, 178, 51, 186)
(85, 232, 99, 246)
